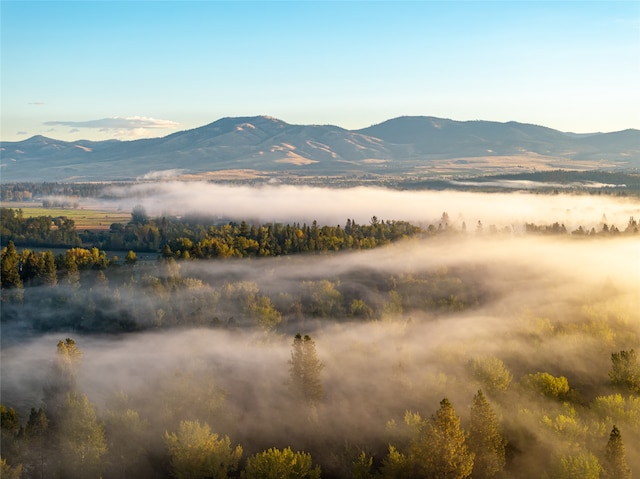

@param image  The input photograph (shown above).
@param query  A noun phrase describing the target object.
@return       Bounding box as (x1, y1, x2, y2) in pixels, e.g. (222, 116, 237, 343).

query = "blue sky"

(1, 1, 639, 142)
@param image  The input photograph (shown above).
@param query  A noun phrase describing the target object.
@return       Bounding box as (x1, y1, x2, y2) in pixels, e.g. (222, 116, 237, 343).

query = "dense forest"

(2, 221, 639, 478)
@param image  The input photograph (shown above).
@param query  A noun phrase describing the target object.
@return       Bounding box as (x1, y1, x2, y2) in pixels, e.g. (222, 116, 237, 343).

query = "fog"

(104, 182, 640, 231)
(2, 186, 639, 477)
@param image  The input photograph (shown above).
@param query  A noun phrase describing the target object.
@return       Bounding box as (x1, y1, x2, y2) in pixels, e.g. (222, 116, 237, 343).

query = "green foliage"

(242, 447, 321, 479)
(289, 334, 324, 405)
(591, 394, 640, 428)
(164, 420, 242, 479)
(57, 392, 107, 479)
(125, 250, 138, 264)
(609, 349, 640, 393)
(1, 241, 23, 289)
(390, 399, 474, 479)
(604, 425, 632, 479)
(546, 451, 603, 479)
(468, 390, 506, 479)
(1, 404, 20, 434)
(104, 392, 149, 477)
(521, 371, 570, 400)
(1, 208, 81, 248)
(468, 357, 513, 394)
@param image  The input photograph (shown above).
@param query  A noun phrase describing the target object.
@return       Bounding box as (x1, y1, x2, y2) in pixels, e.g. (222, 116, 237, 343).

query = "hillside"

(1, 116, 638, 182)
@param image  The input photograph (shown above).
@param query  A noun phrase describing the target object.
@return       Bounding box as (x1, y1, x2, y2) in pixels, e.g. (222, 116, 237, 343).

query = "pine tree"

(408, 398, 474, 479)
(604, 425, 632, 479)
(288, 334, 324, 406)
(468, 390, 506, 479)
(1, 241, 23, 289)
(58, 392, 107, 479)
(610, 350, 640, 393)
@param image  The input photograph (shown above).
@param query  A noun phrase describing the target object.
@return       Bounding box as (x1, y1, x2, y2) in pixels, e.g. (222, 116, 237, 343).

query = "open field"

(0, 202, 131, 231)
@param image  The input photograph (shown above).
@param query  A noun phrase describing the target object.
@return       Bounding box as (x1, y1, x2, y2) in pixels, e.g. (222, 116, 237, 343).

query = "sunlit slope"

(1, 115, 638, 181)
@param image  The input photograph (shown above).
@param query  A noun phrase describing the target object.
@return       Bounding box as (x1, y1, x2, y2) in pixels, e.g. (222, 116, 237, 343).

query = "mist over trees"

(1, 186, 639, 478)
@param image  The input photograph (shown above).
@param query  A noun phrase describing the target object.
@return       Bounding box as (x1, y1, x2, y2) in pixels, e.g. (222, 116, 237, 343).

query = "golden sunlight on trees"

(384, 398, 474, 479)
(604, 425, 632, 479)
(164, 420, 242, 479)
(610, 350, 640, 393)
(546, 451, 603, 479)
(468, 357, 513, 395)
(242, 447, 321, 479)
(468, 390, 506, 479)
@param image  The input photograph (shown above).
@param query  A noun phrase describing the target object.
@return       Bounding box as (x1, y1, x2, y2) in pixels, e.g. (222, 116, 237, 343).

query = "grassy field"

(2, 203, 131, 231)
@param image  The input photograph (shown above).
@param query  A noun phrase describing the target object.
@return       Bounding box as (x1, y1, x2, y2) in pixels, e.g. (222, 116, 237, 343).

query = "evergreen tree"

(57, 392, 107, 479)
(405, 398, 474, 479)
(43, 338, 82, 425)
(23, 408, 50, 479)
(604, 425, 632, 479)
(37, 250, 57, 286)
(468, 390, 506, 479)
(610, 350, 640, 393)
(1, 241, 23, 289)
(288, 334, 324, 406)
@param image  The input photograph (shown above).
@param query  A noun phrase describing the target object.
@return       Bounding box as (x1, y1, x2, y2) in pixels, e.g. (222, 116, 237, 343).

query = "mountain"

(1, 116, 638, 182)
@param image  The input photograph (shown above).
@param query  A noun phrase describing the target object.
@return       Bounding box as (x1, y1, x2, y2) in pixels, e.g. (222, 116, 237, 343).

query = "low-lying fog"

(103, 182, 640, 231)
(2, 185, 639, 477)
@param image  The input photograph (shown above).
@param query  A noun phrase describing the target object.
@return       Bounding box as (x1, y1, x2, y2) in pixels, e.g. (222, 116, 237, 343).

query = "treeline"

(0, 182, 111, 201)
(0, 209, 81, 248)
(1, 240, 479, 333)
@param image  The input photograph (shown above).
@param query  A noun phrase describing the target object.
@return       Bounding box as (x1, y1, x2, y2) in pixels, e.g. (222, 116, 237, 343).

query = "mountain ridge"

(1, 115, 638, 182)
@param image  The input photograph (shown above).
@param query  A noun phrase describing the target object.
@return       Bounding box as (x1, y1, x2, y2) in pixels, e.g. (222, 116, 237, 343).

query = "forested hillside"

(1, 220, 639, 478)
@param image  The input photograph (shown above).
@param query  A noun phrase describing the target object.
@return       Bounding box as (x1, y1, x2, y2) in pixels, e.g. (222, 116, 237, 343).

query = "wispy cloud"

(44, 116, 179, 130)
(43, 116, 180, 139)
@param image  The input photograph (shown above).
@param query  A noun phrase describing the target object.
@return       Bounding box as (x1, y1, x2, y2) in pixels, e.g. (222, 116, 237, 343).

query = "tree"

(521, 371, 570, 400)
(164, 420, 242, 479)
(23, 408, 50, 479)
(43, 338, 82, 425)
(242, 447, 321, 479)
(103, 392, 149, 479)
(468, 356, 513, 394)
(603, 425, 632, 479)
(546, 451, 602, 479)
(131, 205, 149, 225)
(1, 241, 23, 289)
(399, 398, 474, 479)
(609, 350, 640, 393)
(125, 250, 137, 265)
(57, 392, 107, 479)
(468, 390, 506, 479)
(288, 334, 324, 406)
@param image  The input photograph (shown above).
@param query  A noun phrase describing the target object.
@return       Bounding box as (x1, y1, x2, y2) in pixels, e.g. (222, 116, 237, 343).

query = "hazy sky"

(1, 1, 639, 142)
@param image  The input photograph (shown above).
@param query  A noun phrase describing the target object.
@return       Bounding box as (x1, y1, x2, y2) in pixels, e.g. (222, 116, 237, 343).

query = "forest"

(1, 186, 639, 479)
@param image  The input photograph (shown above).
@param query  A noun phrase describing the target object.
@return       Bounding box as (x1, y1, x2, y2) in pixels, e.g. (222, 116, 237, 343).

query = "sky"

(1, 1, 639, 142)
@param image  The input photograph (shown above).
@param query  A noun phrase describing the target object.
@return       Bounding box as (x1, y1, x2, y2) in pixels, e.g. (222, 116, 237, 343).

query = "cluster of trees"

(0, 336, 327, 479)
(1, 241, 481, 332)
(1, 335, 637, 478)
(0, 182, 109, 202)
(0, 208, 81, 248)
(525, 217, 639, 236)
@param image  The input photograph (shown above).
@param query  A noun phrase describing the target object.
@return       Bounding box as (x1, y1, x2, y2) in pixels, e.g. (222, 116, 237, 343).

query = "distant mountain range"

(1, 116, 638, 182)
